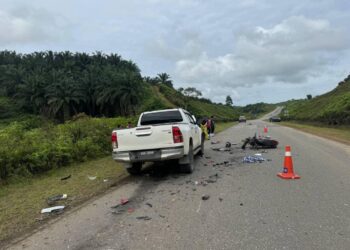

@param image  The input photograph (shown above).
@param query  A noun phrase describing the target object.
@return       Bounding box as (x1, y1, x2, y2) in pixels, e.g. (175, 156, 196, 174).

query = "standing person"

(127, 121, 132, 128)
(206, 117, 212, 139)
(200, 118, 209, 140)
(210, 115, 215, 135)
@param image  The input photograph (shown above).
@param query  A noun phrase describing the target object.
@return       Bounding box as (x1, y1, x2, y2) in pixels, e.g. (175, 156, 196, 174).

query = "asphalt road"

(7, 111, 350, 250)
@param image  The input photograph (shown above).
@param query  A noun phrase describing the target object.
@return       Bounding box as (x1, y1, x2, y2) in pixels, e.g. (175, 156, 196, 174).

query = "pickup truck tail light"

(172, 126, 183, 143)
(111, 131, 118, 149)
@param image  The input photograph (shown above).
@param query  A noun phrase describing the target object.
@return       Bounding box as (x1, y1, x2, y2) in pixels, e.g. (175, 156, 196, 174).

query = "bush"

(0, 116, 136, 180)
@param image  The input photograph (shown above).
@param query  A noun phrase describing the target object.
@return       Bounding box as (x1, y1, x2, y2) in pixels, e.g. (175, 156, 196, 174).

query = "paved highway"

(7, 110, 350, 250)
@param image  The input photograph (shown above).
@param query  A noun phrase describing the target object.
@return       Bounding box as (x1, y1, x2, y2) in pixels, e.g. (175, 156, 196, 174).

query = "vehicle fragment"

(120, 198, 129, 205)
(202, 195, 210, 200)
(41, 206, 65, 214)
(136, 216, 152, 220)
(146, 203, 153, 208)
(60, 175, 71, 181)
(88, 176, 97, 180)
(47, 194, 67, 205)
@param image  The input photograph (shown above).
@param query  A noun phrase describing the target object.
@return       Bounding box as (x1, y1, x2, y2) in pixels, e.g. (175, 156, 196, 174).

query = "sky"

(0, 0, 349, 105)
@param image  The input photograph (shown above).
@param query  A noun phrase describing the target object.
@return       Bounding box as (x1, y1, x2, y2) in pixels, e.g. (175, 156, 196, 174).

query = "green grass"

(281, 121, 350, 145)
(0, 157, 126, 244)
(215, 122, 237, 133)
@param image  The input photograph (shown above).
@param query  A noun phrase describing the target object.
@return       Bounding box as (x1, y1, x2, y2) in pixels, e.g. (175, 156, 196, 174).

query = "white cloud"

(0, 6, 65, 46)
(174, 16, 349, 90)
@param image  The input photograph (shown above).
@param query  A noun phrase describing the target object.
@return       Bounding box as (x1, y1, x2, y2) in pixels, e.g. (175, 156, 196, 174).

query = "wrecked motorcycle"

(242, 134, 278, 149)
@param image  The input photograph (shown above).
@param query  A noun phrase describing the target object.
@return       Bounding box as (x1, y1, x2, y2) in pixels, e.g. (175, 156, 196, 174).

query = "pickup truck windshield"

(140, 110, 183, 125)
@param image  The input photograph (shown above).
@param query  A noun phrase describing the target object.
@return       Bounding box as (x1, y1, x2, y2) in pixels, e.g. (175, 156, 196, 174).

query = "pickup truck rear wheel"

(126, 162, 142, 175)
(198, 134, 205, 156)
(181, 144, 194, 173)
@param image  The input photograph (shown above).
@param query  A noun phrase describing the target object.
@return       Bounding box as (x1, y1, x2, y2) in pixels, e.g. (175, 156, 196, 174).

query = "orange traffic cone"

(264, 125, 268, 133)
(277, 146, 300, 179)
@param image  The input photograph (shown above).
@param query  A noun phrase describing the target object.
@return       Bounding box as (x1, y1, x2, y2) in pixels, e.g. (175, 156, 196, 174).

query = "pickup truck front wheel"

(126, 162, 142, 175)
(181, 144, 194, 173)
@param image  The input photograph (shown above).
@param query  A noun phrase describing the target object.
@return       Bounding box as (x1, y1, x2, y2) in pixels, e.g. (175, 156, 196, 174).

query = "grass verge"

(0, 157, 126, 244)
(215, 122, 237, 133)
(281, 121, 350, 145)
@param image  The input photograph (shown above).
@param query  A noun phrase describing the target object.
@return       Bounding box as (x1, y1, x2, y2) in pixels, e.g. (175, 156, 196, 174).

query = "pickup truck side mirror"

(191, 115, 197, 124)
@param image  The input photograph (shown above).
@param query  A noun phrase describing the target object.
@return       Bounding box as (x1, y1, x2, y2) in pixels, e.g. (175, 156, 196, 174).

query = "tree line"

(0, 51, 155, 122)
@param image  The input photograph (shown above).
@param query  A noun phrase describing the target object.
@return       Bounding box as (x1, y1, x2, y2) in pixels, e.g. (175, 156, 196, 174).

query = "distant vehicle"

(111, 108, 205, 175)
(239, 115, 247, 123)
(269, 116, 281, 122)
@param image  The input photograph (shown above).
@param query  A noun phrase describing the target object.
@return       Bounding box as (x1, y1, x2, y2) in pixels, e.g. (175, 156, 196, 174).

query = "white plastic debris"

(41, 206, 65, 214)
(254, 153, 262, 156)
(88, 176, 97, 180)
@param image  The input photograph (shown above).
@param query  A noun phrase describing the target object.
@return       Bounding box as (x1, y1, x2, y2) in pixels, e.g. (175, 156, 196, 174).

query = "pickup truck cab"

(112, 108, 205, 175)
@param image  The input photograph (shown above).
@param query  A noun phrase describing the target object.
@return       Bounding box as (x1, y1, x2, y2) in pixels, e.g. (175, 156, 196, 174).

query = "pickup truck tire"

(181, 144, 194, 173)
(126, 162, 142, 175)
(198, 134, 205, 156)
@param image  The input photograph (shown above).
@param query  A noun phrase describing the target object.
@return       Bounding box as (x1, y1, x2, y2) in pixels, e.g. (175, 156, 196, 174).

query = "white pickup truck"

(112, 108, 205, 175)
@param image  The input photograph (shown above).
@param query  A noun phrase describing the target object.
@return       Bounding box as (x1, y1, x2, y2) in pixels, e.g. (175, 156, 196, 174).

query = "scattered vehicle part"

(47, 194, 67, 205)
(88, 176, 97, 180)
(202, 195, 210, 200)
(225, 142, 231, 148)
(120, 198, 129, 205)
(136, 216, 152, 220)
(60, 175, 71, 181)
(146, 203, 153, 208)
(41, 206, 65, 214)
(211, 141, 220, 145)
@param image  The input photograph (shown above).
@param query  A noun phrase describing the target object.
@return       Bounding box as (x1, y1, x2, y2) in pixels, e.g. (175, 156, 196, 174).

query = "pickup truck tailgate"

(116, 125, 177, 151)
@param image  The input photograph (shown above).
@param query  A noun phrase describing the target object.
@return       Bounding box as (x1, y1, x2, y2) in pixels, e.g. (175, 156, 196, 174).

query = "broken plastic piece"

(202, 195, 210, 200)
(60, 175, 71, 181)
(120, 198, 129, 205)
(136, 216, 152, 220)
(41, 206, 65, 214)
(47, 194, 67, 205)
(88, 176, 97, 180)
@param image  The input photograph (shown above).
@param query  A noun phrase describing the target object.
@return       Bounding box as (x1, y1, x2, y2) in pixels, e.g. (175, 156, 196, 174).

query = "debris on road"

(88, 176, 97, 180)
(242, 155, 265, 163)
(219, 197, 223, 202)
(136, 216, 152, 221)
(41, 206, 65, 214)
(146, 202, 153, 208)
(225, 142, 231, 148)
(47, 194, 67, 205)
(60, 175, 71, 181)
(202, 195, 210, 200)
(211, 141, 220, 145)
(128, 208, 134, 213)
(240, 203, 243, 206)
(120, 198, 129, 205)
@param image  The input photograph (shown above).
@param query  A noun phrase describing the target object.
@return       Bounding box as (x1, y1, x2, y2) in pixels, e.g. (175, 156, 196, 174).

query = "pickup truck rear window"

(140, 111, 183, 125)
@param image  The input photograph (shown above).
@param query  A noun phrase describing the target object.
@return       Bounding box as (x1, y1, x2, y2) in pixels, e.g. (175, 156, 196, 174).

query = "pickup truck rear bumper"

(112, 146, 184, 163)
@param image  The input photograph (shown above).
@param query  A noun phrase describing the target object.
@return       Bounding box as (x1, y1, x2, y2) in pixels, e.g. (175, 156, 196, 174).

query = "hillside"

(281, 77, 350, 125)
